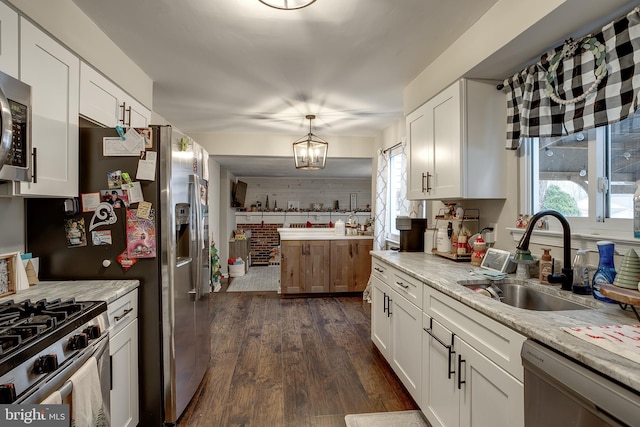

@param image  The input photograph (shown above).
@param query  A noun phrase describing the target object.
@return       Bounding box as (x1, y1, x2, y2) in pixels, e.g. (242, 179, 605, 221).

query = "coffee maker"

(396, 217, 428, 252)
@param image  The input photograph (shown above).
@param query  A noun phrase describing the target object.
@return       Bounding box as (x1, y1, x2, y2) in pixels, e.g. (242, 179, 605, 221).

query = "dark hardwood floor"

(177, 286, 419, 427)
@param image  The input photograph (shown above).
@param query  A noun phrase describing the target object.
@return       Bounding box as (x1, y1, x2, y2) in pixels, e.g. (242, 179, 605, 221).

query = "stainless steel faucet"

(515, 210, 573, 291)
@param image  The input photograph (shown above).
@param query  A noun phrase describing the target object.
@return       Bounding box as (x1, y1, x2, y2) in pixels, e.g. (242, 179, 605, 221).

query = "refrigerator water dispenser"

(176, 203, 191, 263)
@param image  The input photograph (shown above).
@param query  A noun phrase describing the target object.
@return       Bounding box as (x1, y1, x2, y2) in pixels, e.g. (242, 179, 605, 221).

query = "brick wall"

(236, 222, 331, 265)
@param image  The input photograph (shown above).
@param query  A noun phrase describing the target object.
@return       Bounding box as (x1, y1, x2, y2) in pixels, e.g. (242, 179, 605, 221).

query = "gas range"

(0, 298, 108, 403)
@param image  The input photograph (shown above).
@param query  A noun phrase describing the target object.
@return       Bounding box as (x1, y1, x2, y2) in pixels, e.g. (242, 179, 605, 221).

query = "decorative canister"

(470, 236, 487, 266)
(334, 220, 345, 236)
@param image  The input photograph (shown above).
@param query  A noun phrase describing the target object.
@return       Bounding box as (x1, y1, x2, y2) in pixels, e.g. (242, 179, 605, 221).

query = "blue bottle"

(592, 241, 616, 303)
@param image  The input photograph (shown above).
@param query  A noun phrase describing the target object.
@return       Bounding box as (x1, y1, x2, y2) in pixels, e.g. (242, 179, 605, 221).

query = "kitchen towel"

(562, 324, 640, 364)
(40, 390, 62, 405)
(69, 356, 108, 427)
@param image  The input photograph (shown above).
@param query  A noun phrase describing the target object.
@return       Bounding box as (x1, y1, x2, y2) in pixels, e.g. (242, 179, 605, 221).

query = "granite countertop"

(372, 250, 640, 393)
(0, 279, 140, 305)
(278, 228, 373, 240)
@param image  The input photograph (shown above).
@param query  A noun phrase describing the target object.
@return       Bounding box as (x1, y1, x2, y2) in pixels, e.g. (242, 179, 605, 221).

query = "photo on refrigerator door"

(126, 209, 156, 258)
(65, 218, 87, 248)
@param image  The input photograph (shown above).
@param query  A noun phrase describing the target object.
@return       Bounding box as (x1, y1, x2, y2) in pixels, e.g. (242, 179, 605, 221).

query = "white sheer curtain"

(397, 142, 423, 218)
(374, 148, 389, 251)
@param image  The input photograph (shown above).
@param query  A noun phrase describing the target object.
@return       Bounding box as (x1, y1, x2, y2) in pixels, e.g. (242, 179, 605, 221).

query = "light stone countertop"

(278, 228, 373, 240)
(372, 250, 640, 393)
(0, 279, 140, 305)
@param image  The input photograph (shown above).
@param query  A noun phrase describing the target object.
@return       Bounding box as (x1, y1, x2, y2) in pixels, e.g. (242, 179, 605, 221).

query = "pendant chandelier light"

(258, 0, 316, 10)
(293, 115, 328, 170)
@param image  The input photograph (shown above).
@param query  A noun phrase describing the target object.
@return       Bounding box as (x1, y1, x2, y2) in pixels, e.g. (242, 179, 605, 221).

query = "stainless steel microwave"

(0, 70, 31, 182)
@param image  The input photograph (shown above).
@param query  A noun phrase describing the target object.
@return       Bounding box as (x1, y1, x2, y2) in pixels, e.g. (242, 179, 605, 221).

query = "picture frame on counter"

(350, 193, 357, 210)
(0, 253, 16, 298)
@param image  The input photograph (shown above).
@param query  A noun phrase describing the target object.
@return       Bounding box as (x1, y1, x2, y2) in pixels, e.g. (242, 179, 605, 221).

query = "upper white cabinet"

(0, 2, 18, 78)
(80, 62, 151, 128)
(18, 18, 79, 197)
(407, 79, 507, 200)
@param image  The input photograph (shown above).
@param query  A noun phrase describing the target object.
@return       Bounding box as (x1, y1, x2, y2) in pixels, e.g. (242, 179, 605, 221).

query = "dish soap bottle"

(539, 248, 552, 284)
(572, 249, 591, 295)
(592, 241, 616, 302)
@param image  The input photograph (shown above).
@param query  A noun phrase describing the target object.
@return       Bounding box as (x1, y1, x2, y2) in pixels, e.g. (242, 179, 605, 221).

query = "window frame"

(517, 126, 637, 251)
(385, 145, 404, 243)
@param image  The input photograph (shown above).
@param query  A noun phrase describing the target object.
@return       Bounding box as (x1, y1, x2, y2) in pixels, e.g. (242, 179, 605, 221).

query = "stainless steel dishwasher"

(521, 340, 640, 427)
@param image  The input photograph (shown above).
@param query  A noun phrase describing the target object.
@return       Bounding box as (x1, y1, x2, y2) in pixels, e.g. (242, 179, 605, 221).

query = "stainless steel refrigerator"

(25, 125, 211, 427)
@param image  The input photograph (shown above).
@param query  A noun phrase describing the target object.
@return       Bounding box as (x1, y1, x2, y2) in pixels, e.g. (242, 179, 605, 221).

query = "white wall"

(0, 198, 24, 254)
(404, 0, 638, 115)
(239, 177, 372, 212)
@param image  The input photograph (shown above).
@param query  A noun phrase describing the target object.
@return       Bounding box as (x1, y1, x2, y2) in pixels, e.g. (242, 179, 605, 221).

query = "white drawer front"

(390, 268, 423, 309)
(372, 259, 391, 283)
(108, 289, 138, 336)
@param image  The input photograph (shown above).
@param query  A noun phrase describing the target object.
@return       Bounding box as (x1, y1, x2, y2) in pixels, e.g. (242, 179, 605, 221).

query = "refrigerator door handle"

(189, 174, 202, 300)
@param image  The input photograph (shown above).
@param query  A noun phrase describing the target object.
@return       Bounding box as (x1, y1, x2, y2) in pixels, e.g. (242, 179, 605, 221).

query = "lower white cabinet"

(371, 274, 422, 402)
(371, 258, 526, 427)
(108, 290, 139, 427)
(422, 314, 524, 427)
(422, 285, 525, 427)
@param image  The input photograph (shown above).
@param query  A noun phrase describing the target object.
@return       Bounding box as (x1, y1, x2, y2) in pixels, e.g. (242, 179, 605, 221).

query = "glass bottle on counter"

(592, 241, 616, 302)
(539, 248, 552, 284)
(571, 249, 591, 295)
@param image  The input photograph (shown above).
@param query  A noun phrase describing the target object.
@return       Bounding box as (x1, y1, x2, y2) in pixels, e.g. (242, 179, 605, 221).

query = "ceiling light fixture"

(293, 115, 328, 170)
(258, 0, 316, 10)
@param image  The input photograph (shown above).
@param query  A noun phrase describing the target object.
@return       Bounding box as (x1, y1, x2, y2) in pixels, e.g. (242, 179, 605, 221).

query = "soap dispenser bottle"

(539, 248, 552, 284)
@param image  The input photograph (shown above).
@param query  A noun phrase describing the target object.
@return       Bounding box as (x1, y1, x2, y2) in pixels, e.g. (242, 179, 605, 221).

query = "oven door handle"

(17, 334, 109, 404)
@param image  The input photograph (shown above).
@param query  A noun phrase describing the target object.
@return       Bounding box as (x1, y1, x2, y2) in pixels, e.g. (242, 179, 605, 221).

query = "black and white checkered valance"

(502, 7, 640, 149)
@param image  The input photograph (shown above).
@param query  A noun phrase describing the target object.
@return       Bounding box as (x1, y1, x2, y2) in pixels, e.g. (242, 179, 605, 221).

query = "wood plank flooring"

(177, 288, 418, 427)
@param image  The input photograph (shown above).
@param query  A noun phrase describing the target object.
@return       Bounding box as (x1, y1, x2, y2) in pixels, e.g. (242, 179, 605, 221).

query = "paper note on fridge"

(123, 182, 144, 204)
(136, 151, 157, 180)
(102, 136, 145, 156)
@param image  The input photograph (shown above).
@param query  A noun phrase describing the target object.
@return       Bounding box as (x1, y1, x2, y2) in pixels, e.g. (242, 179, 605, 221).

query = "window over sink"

(525, 109, 640, 235)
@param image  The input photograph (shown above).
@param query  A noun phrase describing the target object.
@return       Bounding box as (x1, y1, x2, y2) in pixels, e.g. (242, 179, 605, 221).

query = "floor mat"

(345, 410, 429, 427)
(226, 265, 280, 292)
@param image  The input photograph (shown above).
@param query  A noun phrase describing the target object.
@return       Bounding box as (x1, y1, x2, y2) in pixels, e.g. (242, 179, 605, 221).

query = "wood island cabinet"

(330, 239, 373, 292)
(280, 240, 330, 294)
(279, 234, 373, 295)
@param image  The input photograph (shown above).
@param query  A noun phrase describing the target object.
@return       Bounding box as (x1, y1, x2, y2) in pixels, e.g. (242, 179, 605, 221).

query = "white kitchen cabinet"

(371, 275, 391, 358)
(422, 285, 525, 427)
(407, 79, 507, 200)
(0, 2, 18, 78)
(108, 289, 139, 427)
(370, 265, 422, 403)
(80, 61, 151, 128)
(17, 18, 79, 197)
(421, 313, 524, 427)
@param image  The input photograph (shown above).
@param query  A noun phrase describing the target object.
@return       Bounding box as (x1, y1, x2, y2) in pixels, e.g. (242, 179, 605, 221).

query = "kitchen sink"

(457, 279, 593, 311)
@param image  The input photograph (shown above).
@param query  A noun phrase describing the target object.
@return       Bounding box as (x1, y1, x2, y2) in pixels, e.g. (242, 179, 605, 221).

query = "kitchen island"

(279, 228, 373, 294)
(371, 250, 640, 395)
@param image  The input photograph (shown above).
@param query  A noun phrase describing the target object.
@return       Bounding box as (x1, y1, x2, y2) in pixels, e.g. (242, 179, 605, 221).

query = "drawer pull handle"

(374, 267, 384, 273)
(114, 308, 133, 322)
(424, 318, 455, 379)
(457, 354, 466, 389)
(397, 281, 409, 289)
